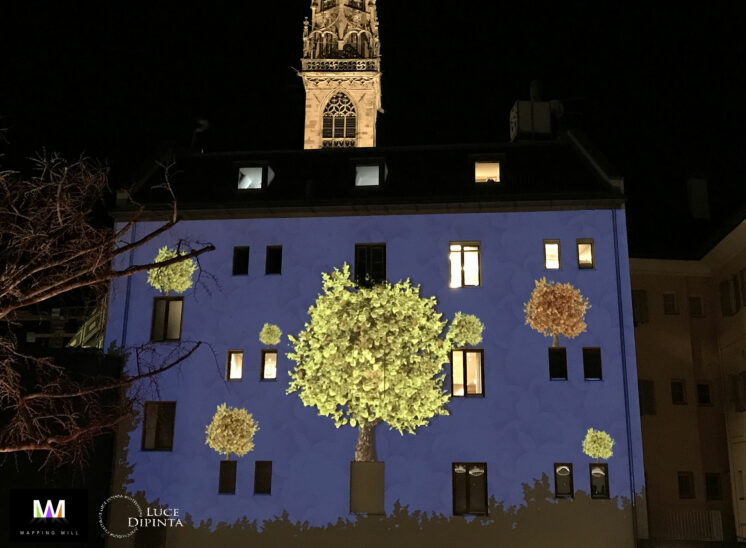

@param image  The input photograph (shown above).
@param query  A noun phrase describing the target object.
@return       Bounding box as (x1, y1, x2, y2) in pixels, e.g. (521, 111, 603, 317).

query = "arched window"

(322, 92, 357, 148)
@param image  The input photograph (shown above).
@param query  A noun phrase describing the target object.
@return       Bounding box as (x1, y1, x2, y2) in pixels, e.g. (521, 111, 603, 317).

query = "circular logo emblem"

(99, 495, 142, 539)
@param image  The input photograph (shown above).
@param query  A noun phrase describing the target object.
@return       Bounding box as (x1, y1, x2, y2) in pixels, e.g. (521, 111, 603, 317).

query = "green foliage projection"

(146, 246, 198, 294)
(205, 403, 259, 460)
(259, 323, 282, 346)
(287, 264, 484, 434)
(582, 427, 615, 461)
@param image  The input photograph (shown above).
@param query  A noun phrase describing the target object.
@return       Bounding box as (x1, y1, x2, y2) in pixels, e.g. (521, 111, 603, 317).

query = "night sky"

(2, 1, 745, 257)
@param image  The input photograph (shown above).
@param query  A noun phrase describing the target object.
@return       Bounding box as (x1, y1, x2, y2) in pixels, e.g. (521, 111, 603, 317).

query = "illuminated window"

(151, 298, 183, 342)
(355, 244, 386, 286)
(226, 351, 243, 381)
(576, 239, 595, 269)
(671, 379, 686, 405)
(237, 166, 274, 190)
(261, 350, 277, 381)
(452, 349, 484, 397)
(663, 292, 679, 315)
(474, 162, 500, 183)
(266, 246, 282, 275)
(254, 461, 272, 495)
(452, 463, 487, 515)
(548, 347, 567, 380)
(590, 464, 609, 499)
(583, 348, 602, 380)
(544, 240, 561, 269)
(449, 243, 480, 288)
(233, 247, 249, 276)
(142, 402, 176, 451)
(554, 463, 574, 498)
(322, 92, 356, 148)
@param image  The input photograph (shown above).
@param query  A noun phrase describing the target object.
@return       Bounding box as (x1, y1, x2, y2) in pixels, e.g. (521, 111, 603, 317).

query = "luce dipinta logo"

(99, 494, 184, 539)
(9, 488, 87, 543)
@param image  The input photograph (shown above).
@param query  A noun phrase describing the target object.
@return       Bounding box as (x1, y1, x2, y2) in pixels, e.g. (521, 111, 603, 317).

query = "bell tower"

(301, 0, 382, 149)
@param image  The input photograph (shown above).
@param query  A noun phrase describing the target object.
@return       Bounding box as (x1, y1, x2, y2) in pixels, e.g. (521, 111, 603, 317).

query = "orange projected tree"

(524, 278, 590, 347)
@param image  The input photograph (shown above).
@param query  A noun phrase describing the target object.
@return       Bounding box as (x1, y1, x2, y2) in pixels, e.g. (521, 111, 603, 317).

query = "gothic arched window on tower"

(322, 93, 357, 148)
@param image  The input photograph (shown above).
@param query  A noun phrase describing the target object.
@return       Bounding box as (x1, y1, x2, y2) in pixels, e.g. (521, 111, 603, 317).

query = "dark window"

(576, 239, 595, 269)
(583, 348, 602, 380)
(590, 464, 609, 499)
(261, 350, 278, 381)
(254, 461, 272, 495)
(151, 298, 183, 342)
(631, 290, 648, 326)
(233, 247, 249, 275)
(548, 347, 568, 380)
(452, 463, 487, 515)
(721, 278, 739, 317)
(554, 463, 574, 498)
(671, 380, 687, 405)
(451, 349, 484, 396)
(740, 269, 746, 305)
(697, 383, 711, 405)
(705, 473, 722, 500)
(544, 239, 561, 269)
(734, 372, 746, 412)
(688, 295, 705, 317)
(219, 460, 237, 494)
(678, 471, 695, 499)
(265, 246, 282, 275)
(355, 244, 386, 286)
(142, 402, 176, 451)
(735, 274, 742, 310)
(663, 292, 679, 315)
(638, 380, 656, 416)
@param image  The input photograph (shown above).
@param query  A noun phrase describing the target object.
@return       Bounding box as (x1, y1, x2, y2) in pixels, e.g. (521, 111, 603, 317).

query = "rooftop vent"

(509, 80, 557, 142)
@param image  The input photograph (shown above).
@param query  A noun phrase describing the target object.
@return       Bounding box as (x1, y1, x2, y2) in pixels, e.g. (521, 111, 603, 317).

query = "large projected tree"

(287, 264, 483, 462)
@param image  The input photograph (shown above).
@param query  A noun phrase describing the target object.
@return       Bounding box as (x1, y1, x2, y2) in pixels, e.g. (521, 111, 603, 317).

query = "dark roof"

(114, 140, 625, 221)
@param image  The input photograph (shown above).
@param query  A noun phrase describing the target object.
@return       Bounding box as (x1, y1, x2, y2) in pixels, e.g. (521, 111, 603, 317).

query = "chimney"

(510, 81, 554, 142)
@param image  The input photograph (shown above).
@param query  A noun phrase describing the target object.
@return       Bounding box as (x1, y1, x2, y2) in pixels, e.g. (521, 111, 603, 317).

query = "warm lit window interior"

(262, 350, 277, 380)
(452, 350, 483, 396)
(227, 351, 243, 380)
(577, 240, 594, 268)
(474, 162, 501, 183)
(449, 243, 480, 288)
(238, 167, 263, 190)
(544, 240, 560, 269)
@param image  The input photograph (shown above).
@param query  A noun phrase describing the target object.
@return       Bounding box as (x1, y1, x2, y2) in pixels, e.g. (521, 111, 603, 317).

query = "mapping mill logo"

(33, 499, 65, 519)
(9, 489, 87, 543)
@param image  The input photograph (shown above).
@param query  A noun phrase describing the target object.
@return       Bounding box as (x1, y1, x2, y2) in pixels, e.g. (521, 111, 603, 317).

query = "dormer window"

(322, 93, 357, 148)
(474, 162, 501, 183)
(355, 164, 381, 187)
(237, 165, 274, 190)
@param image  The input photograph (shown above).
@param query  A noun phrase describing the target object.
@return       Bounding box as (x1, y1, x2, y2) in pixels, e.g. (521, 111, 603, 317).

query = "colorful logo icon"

(33, 499, 65, 519)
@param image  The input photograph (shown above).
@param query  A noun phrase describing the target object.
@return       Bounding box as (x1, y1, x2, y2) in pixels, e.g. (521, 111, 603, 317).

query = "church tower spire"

(301, 0, 382, 149)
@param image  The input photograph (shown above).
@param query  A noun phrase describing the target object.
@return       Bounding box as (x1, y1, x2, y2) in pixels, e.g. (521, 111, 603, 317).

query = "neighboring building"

(631, 220, 746, 544)
(103, 1, 646, 546)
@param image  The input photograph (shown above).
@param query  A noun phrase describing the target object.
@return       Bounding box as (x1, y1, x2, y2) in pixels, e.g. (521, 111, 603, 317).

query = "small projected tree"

(147, 246, 198, 294)
(524, 277, 590, 347)
(582, 427, 614, 462)
(287, 264, 483, 462)
(259, 323, 282, 346)
(205, 403, 259, 460)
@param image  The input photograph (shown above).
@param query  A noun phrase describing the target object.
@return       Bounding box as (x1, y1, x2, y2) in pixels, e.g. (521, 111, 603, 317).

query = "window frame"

(696, 382, 712, 406)
(473, 160, 501, 184)
(688, 295, 705, 318)
(638, 379, 656, 416)
(582, 347, 603, 381)
(254, 461, 273, 495)
(265, 246, 283, 275)
(671, 379, 687, 405)
(236, 163, 274, 191)
(576, 238, 595, 269)
(543, 239, 561, 270)
(261, 349, 278, 382)
(705, 472, 723, 501)
(354, 243, 386, 287)
(677, 471, 695, 499)
(589, 463, 610, 499)
(352, 158, 387, 188)
(663, 292, 680, 315)
(226, 350, 244, 381)
(452, 462, 488, 516)
(631, 289, 649, 326)
(554, 463, 574, 499)
(232, 246, 250, 276)
(448, 241, 481, 288)
(218, 460, 237, 494)
(150, 297, 184, 342)
(141, 401, 176, 452)
(451, 348, 485, 397)
(548, 347, 568, 381)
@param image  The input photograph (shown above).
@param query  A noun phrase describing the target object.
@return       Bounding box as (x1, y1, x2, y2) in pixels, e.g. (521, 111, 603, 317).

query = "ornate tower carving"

(301, 0, 382, 149)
